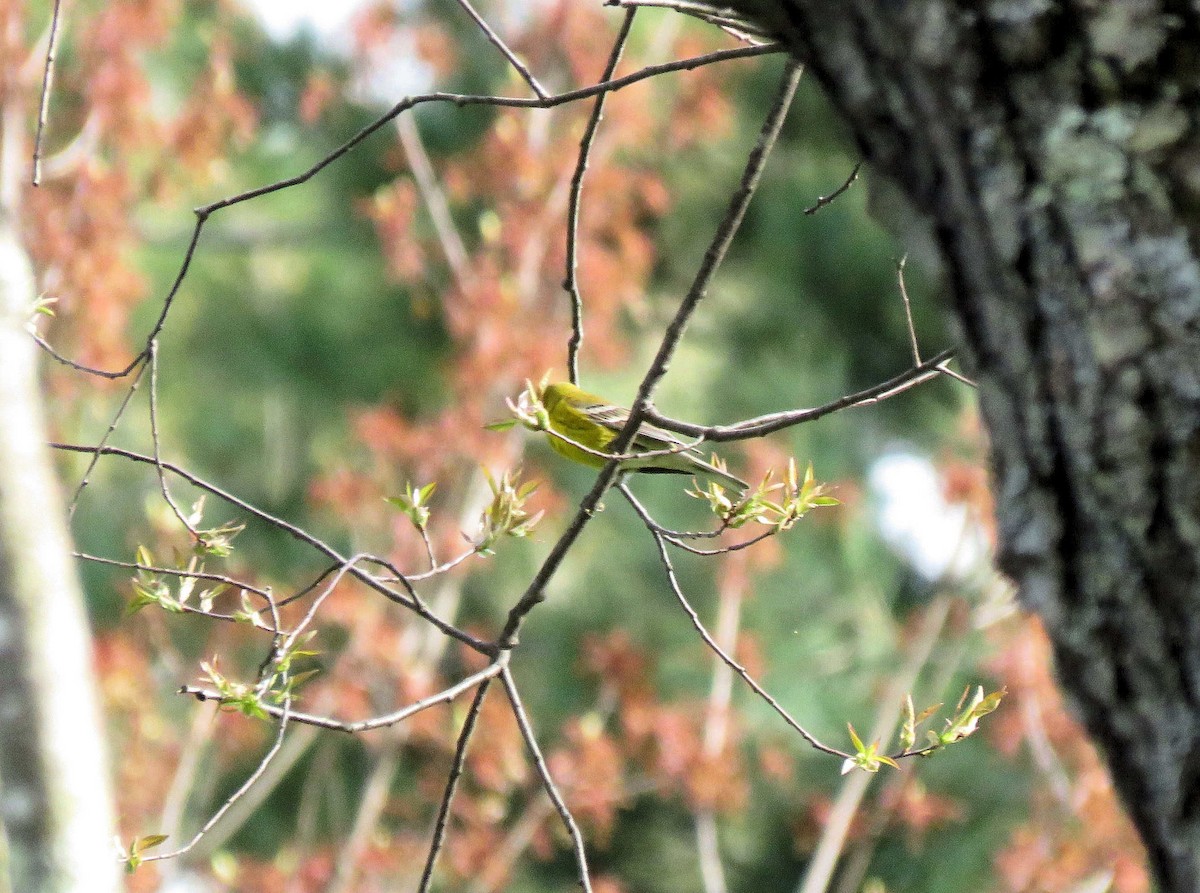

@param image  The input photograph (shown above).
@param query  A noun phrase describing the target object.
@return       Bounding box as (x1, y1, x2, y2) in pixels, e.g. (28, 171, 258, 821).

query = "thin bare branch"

(180, 661, 503, 733)
(619, 59, 803, 435)
(418, 679, 493, 893)
(279, 553, 376, 658)
(804, 161, 861, 215)
(500, 667, 593, 893)
(66, 357, 147, 513)
(565, 7, 636, 384)
(665, 529, 775, 556)
(33, 42, 781, 379)
(32, 0, 65, 186)
(936, 361, 976, 388)
(453, 0, 548, 99)
(896, 255, 921, 364)
(621, 484, 848, 758)
(140, 694, 293, 864)
(642, 347, 957, 441)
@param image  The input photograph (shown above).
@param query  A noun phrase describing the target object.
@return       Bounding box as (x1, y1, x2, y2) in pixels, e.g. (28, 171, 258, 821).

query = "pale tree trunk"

(722, 1, 1200, 889)
(0, 83, 120, 893)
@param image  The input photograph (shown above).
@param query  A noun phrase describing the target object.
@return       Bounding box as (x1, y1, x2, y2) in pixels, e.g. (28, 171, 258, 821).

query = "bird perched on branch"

(540, 381, 748, 493)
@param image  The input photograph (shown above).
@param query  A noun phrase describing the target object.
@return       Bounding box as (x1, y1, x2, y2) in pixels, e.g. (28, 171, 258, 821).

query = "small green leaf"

(135, 834, 168, 851)
(842, 722, 898, 774)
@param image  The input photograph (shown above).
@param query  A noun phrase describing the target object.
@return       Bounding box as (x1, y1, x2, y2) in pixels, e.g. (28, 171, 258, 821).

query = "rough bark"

(719, 1, 1200, 888)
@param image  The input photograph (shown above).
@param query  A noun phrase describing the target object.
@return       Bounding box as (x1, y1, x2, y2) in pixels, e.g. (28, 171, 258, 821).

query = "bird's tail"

(694, 461, 748, 494)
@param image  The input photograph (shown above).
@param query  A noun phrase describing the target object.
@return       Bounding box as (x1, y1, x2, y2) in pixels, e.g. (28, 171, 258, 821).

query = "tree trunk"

(0, 103, 120, 893)
(724, 1, 1200, 888)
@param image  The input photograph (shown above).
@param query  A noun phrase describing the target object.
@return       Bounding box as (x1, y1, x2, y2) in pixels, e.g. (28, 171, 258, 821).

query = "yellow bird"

(540, 381, 747, 493)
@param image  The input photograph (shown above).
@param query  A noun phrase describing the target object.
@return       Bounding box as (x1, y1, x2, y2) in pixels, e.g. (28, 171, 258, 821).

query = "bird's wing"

(583, 400, 696, 454)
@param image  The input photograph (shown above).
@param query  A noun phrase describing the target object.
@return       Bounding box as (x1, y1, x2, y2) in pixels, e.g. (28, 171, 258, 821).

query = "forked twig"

(453, 0, 548, 99)
(50, 442, 490, 654)
(621, 484, 848, 758)
(642, 348, 959, 441)
(67, 356, 148, 513)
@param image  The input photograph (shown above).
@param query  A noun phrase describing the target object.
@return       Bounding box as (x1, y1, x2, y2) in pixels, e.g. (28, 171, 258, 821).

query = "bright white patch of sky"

(245, 0, 435, 101)
(249, 0, 363, 43)
(869, 450, 989, 583)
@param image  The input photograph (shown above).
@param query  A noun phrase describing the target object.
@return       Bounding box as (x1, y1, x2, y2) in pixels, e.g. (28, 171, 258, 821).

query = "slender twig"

(74, 552, 277, 620)
(565, 7, 636, 384)
(33, 43, 781, 379)
(935, 361, 976, 388)
(32, 213, 207, 378)
(180, 661, 503, 733)
(804, 161, 861, 215)
(665, 529, 775, 556)
(188, 722, 324, 863)
(32, 0, 65, 186)
(454, 0, 548, 99)
(407, 548, 476, 582)
(67, 356, 148, 513)
(273, 561, 341, 608)
(611, 487, 776, 554)
(139, 693, 293, 864)
(621, 484, 847, 758)
(642, 348, 957, 441)
(148, 340, 198, 538)
(500, 667, 593, 893)
(896, 256, 921, 364)
(417, 678, 494, 893)
(418, 524, 439, 572)
(277, 553, 374, 659)
(50, 442, 492, 654)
